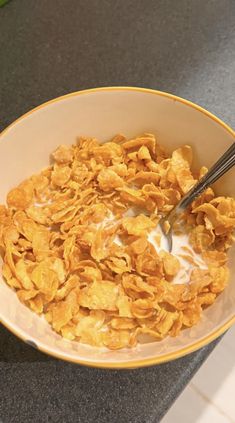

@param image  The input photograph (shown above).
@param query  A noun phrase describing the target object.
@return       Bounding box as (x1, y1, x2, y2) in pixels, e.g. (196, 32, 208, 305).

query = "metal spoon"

(160, 142, 235, 252)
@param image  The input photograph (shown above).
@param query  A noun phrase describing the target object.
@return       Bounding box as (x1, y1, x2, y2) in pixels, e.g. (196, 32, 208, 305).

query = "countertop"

(0, 1, 234, 422)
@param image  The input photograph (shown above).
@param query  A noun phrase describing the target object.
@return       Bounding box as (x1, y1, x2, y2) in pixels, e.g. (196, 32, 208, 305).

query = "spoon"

(160, 142, 235, 252)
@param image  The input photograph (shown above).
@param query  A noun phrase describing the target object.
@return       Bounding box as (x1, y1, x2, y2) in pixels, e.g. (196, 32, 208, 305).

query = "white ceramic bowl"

(0, 87, 235, 368)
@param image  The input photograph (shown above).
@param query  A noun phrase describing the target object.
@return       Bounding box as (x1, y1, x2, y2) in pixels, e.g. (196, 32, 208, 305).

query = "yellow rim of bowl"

(0, 86, 235, 369)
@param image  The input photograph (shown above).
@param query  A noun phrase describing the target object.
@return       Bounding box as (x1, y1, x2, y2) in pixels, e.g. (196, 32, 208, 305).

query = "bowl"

(0, 86, 235, 368)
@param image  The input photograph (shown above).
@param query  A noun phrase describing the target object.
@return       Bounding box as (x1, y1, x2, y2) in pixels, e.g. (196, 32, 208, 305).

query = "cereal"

(79, 280, 118, 311)
(122, 215, 155, 237)
(0, 133, 234, 350)
(160, 251, 180, 278)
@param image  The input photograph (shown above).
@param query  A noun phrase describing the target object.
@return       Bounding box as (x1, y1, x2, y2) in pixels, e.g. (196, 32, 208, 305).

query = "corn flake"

(79, 280, 118, 311)
(122, 214, 155, 237)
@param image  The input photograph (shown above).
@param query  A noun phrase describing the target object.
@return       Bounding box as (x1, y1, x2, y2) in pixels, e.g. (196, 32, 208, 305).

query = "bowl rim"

(0, 85, 235, 369)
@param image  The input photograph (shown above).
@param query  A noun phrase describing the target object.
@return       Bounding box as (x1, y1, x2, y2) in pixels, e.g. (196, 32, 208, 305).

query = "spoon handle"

(179, 142, 235, 210)
(178, 142, 235, 209)
(161, 142, 235, 252)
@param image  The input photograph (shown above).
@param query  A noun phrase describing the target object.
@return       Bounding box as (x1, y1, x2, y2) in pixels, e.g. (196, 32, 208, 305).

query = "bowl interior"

(0, 88, 235, 367)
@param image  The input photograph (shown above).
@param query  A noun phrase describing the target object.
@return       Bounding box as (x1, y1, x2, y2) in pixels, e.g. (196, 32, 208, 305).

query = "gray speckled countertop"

(0, 1, 234, 422)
